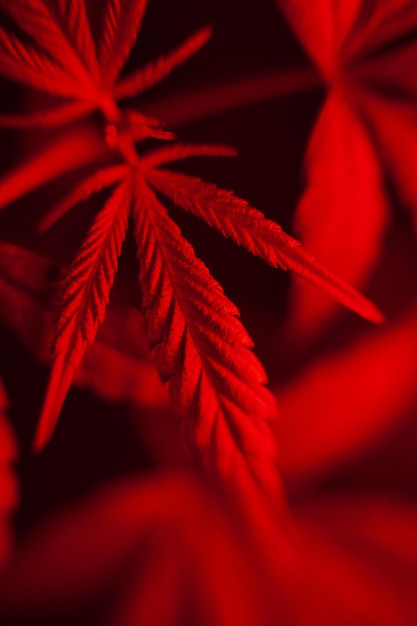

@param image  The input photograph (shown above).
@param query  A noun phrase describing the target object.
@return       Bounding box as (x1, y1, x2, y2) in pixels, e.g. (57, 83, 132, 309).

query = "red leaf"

(98, 0, 148, 86)
(147, 168, 384, 324)
(132, 177, 281, 503)
(0, 242, 53, 361)
(0, 101, 94, 129)
(284, 92, 389, 341)
(0, 22, 83, 98)
(34, 178, 132, 450)
(275, 0, 362, 80)
(38, 163, 130, 232)
(0, 474, 273, 626)
(0, 127, 108, 213)
(295, 494, 417, 626)
(0, 0, 99, 94)
(115, 26, 212, 100)
(275, 308, 417, 483)
(140, 142, 236, 169)
(51, 0, 100, 80)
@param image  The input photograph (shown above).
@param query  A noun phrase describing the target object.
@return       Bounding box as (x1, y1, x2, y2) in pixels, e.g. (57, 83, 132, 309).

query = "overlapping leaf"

(275, 307, 417, 484)
(0, 0, 384, 510)
(132, 176, 281, 502)
(0, 242, 166, 414)
(0, 0, 211, 131)
(294, 493, 417, 626)
(276, 0, 417, 338)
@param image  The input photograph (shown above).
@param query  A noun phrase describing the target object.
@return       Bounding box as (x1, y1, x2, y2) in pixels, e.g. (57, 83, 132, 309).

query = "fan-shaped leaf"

(52, 0, 100, 80)
(146, 168, 384, 324)
(132, 177, 281, 501)
(283, 91, 389, 342)
(0, 24, 84, 98)
(34, 178, 132, 450)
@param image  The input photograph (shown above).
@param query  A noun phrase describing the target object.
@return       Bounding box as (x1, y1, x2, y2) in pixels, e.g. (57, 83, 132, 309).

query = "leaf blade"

(132, 177, 281, 502)
(33, 178, 132, 450)
(98, 0, 148, 85)
(115, 26, 212, 100)
(0, 23, 86, 98)
(147, 169, 384, 324)
(0, 0, 99, 97)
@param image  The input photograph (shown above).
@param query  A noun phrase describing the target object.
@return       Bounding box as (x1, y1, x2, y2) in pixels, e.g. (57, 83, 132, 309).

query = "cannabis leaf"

(0, 0, 211, 133)
(33, 178, 132, 449)
(144, 148, 384, 323)
(0, 1, 383, 511)
(276, 0, 417, 339)
(0, 242, 165, 413)
(132, 176, 281, 499)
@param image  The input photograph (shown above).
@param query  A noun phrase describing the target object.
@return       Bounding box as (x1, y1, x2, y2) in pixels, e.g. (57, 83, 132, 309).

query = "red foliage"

(0, 1, 416, 625)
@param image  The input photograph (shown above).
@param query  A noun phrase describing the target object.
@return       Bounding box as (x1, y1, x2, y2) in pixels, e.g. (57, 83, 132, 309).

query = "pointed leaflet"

(140, 143, 236, 169)
(0, 127, 107, 213)
(0, 102, 94, 129)
(0, 242, 54, 362)
(283, 92, 388, 342)
(296, 495, 417, 626)
(0, 23, 84, 98)
(38, 163, 130, 231)
(115, 26, 212, 100)
(146, 167, 384, 324)
(342, 0, 417, 64)
(34, 178, 132, 451)
(132, 177, 280, 500)
(98, 0, 148, 86)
